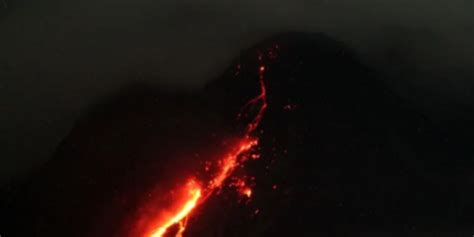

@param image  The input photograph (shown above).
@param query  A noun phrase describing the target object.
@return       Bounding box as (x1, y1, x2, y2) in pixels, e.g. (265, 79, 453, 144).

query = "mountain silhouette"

(2, 32, 473, 236)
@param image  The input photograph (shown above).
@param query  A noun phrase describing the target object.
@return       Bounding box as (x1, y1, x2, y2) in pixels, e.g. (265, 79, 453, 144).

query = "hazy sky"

(1, 0, 473, 181)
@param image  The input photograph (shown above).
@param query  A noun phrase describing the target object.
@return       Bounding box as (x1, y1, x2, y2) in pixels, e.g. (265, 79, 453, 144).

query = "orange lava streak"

(143, 48, 273, 237)
(146, 138, 259, 237)
(244, 65, 268, 134)
(175, 217, 187, 237)
(149, 187, 201, 237)
(207, 138, 258, 191)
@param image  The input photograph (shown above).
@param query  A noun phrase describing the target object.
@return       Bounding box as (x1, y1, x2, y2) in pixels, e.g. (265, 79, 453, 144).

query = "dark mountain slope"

(1, 32, 473, 236)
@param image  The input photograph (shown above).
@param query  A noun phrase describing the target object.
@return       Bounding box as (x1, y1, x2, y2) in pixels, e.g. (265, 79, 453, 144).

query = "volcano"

(2, 32, 474, 237)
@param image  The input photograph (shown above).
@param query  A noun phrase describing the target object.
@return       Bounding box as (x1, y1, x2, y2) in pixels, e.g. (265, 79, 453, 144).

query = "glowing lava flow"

(143, 47, 276, 237)
(149, 186, 201, 237)
(147, 139, 258, 237)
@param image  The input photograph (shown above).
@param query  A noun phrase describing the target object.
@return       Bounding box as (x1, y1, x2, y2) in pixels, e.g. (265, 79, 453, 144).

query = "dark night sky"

(1, 0, 474, 184)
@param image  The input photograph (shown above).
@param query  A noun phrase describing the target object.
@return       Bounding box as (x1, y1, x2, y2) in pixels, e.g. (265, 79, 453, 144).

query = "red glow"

(207, 138, 258, 191)
(136, 46, 277, 237)
(229, 176, 254, 199)
(243, 188, 252, 198)
(148, 182, 201, 237)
